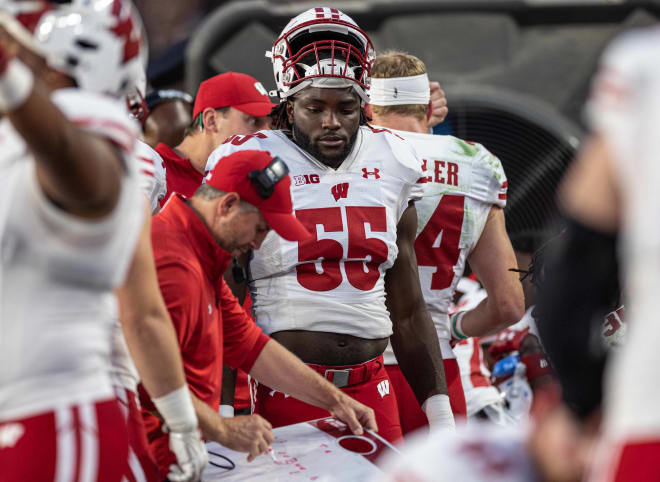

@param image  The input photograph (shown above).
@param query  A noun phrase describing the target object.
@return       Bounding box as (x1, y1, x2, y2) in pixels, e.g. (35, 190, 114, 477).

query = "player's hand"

(165, 425, 208, 482)
(328, 392, 378, 435)
(217, 414, 274, 462)
(428, 81, 448, 127)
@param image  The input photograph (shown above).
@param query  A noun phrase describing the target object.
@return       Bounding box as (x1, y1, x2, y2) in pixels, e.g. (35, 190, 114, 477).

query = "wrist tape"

(0, 58, 34, 113)
(153, 385, 198, 432)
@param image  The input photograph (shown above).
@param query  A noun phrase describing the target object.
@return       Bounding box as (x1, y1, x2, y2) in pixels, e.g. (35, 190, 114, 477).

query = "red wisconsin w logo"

(331, 183, 349, 201)
(362, 168, 380, 179)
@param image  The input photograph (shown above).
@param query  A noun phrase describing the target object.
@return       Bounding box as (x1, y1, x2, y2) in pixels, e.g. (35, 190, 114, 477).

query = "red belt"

(306, 355, 383, 388)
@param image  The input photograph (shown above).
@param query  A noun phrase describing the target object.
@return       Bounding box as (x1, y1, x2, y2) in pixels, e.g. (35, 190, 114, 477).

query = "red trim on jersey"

(498, 193, 507, 200)
(469, 339, 490, 388)
(73, 117, 134, 153)
(138, 156, 154, 166)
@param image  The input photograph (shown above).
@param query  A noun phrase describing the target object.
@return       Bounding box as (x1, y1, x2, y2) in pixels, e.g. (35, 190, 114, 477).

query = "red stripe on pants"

(386, 358, 467, 437)
(0, 398, 129, 482)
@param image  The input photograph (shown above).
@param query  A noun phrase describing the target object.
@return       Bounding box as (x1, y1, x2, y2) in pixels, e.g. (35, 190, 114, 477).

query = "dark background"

(135, 0, 660, 237)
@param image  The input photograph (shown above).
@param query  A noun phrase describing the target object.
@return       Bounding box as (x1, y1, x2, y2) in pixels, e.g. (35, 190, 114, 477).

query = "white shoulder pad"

(366, 126, 425, 201)
(134, 139, 166, 213)
(50, 88, 138, 155)
(586, 27, 660, 165)
(464, 139, 507, 208)
(206, 130, 276, 172)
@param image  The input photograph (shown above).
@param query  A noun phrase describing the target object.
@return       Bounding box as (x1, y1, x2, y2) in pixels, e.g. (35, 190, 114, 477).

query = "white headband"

(369, 73, 430, 106)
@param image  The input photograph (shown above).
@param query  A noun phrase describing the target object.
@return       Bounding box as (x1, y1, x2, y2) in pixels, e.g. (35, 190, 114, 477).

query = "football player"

(206, 8, 454, 442)
(365, 50, 524, 434)
(0, 3, 206, 481)
(143, 88, 193, 148)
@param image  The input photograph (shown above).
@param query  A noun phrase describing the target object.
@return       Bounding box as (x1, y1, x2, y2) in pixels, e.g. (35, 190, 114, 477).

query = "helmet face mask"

(5, 0, 147, 98)
(267, 8, 374, 104)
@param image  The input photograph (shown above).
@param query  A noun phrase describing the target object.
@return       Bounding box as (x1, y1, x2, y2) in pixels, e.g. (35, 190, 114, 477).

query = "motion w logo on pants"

(377, 380, 390, 398)
(331, 182, 349, 201)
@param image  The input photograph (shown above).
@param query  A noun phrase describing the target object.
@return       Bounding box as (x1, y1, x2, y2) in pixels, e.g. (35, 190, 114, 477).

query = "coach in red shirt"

(156, 72, 274, 206)
(142, 150, 377, 477)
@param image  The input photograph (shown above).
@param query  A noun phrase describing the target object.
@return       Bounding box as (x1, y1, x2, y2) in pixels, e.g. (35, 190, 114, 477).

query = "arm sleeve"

(217, 278, 270, 372)
(534, 216, 619, 419)
(156, 258, 202, 349)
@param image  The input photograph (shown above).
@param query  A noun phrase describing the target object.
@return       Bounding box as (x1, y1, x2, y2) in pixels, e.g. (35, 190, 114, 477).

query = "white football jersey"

(135, 139, 167, 214)
(382, 131, 507, 364)
(586, 27, 660, 441)
(206, 126, 424, 338)
(0, 89, 144, 421)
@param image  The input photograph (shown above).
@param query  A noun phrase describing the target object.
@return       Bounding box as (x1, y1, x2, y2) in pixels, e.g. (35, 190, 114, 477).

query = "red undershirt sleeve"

(218, 278, 270, 373)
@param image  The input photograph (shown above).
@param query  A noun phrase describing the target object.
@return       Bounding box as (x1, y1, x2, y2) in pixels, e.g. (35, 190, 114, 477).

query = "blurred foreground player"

(207, 8, 454, 441)
(536, 27, 660, 481)
(145, 150, 377, 475)
(0, 3, 207, 481)
(366, 51, 524, 434)
(0, 2, 161, 481)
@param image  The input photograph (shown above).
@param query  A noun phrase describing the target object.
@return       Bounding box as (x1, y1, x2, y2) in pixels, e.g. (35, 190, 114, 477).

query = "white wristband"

(0, 58, 34, 113)
(422, 394, 455, 431)
(219, 405, 235, 418)
(152, 385, 198, 432)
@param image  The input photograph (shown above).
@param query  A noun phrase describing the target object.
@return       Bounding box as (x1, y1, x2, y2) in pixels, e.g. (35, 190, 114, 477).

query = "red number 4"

(414, 195, 465, 290)
(295, 206, 388, 291)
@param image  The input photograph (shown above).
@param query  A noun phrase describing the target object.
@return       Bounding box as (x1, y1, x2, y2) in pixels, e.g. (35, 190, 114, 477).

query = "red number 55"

(295, 206, 388, 292)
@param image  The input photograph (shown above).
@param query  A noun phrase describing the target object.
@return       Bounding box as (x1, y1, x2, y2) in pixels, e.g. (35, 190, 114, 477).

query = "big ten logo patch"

(293, 174, 320, 186)
(377, 380, 390, 399)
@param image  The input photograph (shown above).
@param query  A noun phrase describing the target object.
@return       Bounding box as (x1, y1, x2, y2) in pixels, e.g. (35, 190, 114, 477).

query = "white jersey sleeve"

(0, 89, 144, 420)
(586, 28, 660, 172)
(135, 139, 167, 213)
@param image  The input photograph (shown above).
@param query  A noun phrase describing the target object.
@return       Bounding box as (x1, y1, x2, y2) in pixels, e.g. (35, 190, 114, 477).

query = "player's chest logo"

(331, 183, 349, 201)
(293, 174, 320, 186)
(361, 167, 380, 179)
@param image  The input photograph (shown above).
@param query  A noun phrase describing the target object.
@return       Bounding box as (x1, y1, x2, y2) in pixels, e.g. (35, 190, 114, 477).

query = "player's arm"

(455, 206, 525, 338)
(116, 201, 207, 481)
(386, 202, 454, 429)
(535, 134, 620, 418)
(249, 339, 377, 435)
(0, 40, 123, 218)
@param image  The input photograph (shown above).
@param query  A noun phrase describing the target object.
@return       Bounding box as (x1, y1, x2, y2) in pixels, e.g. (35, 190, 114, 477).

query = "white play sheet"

(202, 417, 399, 481)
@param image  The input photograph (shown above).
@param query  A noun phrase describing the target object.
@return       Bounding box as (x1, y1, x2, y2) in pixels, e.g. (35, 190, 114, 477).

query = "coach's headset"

(248, 156, 289, 199)
(233, 156, 289, 284)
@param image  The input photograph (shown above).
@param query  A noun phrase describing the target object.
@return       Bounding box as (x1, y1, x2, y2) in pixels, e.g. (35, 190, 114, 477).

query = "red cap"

(192, 72, 276, 119)
(205, 150, 312, 242)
